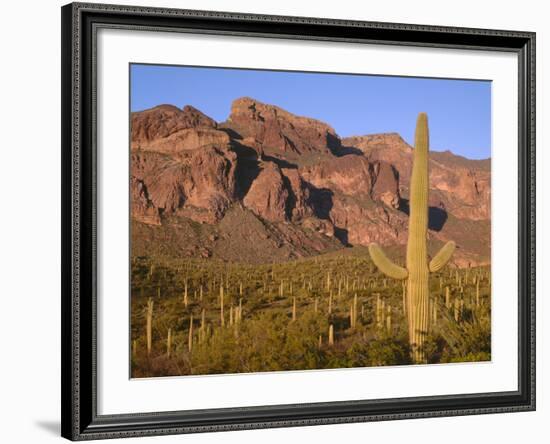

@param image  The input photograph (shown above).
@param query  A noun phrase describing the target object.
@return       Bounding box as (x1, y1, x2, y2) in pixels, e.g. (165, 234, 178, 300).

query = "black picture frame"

(61, 2, 536, 440)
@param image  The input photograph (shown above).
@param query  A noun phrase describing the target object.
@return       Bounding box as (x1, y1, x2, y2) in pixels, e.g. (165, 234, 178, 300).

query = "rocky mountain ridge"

(130, 97, 491, 266)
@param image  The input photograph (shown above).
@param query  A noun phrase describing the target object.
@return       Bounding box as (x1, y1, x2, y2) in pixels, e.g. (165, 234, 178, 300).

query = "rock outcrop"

(281, 168, 314, 221)
(343, 133, 491, 220)
(130, 177, 161, 226)
(243, 162, 289, 222)
(130, 110, 238, 224)
(222, 97, 340, 155)
(131, 104, 217, 149)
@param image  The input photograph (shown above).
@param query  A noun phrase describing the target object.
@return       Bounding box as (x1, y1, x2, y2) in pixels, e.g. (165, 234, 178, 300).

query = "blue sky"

(131, 64, 491, 159)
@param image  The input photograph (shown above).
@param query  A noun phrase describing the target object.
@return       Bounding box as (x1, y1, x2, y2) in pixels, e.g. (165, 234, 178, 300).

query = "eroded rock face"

(343, 133, 490, 220)
(302, 217, 335, 238)
(281, 168, 314, 221)
(301, 155, 401, 209)
(130, 177, 161, 226)
(141, 128, 231, 154)
(429, 161, 490, 220)
(301, 155, 373, 197)
(130, 133, 238, 224)
(131, 104, 217, 149)
(343, 133, 412, 179)
(145, 163, 186, 212)
(243, 162, 289, 222)
(131, 151, 185, 212)
(181, 146, 239, 223)
(371, 162, 401, 209)
(130, 99, 491, 265)
(328, 198, 408, 246)
(222, 97, 339, 155)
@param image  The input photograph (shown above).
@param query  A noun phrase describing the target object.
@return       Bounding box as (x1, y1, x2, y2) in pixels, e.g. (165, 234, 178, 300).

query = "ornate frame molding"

(61, 2, 535, 440)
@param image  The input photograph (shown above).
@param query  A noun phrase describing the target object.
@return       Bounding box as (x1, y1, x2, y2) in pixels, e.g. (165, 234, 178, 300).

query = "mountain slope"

(130, 97, 491, 266)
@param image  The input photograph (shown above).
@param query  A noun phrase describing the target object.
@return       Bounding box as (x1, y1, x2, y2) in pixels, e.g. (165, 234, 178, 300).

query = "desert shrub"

(429, 305, 491, 364)
(342, 332, 411, 367)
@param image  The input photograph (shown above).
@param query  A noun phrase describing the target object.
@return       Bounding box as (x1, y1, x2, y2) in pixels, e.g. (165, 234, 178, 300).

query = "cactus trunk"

(406, 113, 430, 363)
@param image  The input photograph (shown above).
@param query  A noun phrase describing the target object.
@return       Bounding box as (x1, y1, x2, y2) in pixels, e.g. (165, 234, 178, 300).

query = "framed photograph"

(61, 2, 535, 440)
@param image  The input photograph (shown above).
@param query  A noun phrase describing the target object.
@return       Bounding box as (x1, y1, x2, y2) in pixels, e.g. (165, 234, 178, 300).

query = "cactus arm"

(368, 243, 408, 280)
(429, 241, 456, 272)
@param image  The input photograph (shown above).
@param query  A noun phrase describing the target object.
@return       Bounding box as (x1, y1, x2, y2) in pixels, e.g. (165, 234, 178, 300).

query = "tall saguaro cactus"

(368, 113, 455, 363)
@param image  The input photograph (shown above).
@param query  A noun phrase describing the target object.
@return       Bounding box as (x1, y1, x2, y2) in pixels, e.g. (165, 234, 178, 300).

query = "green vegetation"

(130, 249, 491, 378)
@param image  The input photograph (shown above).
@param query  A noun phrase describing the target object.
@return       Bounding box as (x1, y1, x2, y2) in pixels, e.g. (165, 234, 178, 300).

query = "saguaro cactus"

(219, 284, 225, 327)
(166, 328, 172, 358)
(146, 298, 154, 356)
(368, 113, 455, 363)
(188, 315, 194, 352)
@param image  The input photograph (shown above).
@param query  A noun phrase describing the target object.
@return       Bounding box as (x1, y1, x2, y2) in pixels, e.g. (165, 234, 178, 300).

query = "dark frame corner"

(61, 2, 535, 441)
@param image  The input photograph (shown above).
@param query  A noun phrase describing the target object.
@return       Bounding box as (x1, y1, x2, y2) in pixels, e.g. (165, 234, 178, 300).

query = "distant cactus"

(188, 315, 194, 352)
(146, 298, 154, 356)
(454, 298, 461, 322)
(402, 281, 407, 316)
(375, 293, 382, 328)
(351, 293, 358, 328)
(219, 284, 225, 327)
(369, 113, 456, 363)
(200, 309, 206, 343)
(166, 328, 172, 358)
(430, 297, 438, 326)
